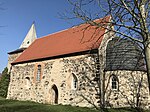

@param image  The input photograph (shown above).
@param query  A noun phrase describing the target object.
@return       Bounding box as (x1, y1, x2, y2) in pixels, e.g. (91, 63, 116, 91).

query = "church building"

(7, 16, 150, 108)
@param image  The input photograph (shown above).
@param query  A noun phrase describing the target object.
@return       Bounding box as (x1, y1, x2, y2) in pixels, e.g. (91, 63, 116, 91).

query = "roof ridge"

(12, 16, 110, 64)
(37, 27, 72, 40)
(36, 23, 87, 40)
(37, 16, 111, 40)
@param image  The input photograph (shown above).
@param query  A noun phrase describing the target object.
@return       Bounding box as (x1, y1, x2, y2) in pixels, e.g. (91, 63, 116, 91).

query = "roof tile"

(12, 16, 110, 64)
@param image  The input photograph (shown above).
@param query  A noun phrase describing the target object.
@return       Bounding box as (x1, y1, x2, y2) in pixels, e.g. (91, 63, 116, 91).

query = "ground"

(0, 97, 149, 112)
(0, 96, 97, 112)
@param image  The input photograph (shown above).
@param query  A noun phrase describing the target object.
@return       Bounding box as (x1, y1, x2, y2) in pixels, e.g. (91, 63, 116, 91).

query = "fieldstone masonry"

(7, 53, 150, 108)
(105, 71, 149, 108)
(7, 52, 23, 72)
(7, 54, 100, 107)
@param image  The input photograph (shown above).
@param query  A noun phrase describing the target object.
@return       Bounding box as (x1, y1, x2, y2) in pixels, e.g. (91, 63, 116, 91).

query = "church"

(7, 16, 150, 108)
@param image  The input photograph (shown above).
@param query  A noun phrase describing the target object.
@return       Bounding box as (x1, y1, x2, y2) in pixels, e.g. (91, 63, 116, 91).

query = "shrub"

(0, 67, 10, 98)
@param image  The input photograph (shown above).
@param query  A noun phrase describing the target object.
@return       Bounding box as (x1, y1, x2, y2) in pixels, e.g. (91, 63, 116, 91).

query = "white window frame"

(111, 75, 118, 90)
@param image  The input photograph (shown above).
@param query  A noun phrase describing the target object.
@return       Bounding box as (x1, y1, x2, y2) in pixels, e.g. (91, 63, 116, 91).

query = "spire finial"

(32, 21, 35, 24)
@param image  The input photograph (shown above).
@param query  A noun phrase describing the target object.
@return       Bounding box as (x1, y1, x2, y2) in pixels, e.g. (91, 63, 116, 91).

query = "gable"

(12, 16, 111, 64)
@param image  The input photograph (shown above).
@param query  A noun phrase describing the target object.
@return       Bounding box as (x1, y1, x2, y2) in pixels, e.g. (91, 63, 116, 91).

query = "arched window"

(25, 77, 30, 89)
(111, 75, 119, 90)
(37, 65, 41, 81)
(72, 73, 78, 90)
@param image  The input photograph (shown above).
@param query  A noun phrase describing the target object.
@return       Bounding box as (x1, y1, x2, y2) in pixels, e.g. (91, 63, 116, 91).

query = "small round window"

(27, 41, 30, 44)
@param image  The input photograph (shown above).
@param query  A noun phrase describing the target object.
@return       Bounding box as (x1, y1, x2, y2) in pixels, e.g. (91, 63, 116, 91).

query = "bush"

(0, 67, 10, 98)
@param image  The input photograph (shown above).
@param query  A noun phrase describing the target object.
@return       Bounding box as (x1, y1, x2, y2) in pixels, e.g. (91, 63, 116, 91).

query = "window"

(72, 73, 78, 90)
(25, 77, 30, 89)
(27, 41, 30, 44)
(37, 65, 41, 81)
(111, 75, 118, 90)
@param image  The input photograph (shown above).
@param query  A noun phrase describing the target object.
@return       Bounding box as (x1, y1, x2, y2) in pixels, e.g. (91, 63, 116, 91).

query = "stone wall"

(7, 53, 150, 108)
(7, 52, 23, 72)
(104, 70, 150, 108)
(7, 54, 99, 107)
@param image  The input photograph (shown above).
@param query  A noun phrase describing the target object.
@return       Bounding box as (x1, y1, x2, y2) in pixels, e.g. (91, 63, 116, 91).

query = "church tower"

(7, 23, 37, 72)
(20, 22, 37, 48)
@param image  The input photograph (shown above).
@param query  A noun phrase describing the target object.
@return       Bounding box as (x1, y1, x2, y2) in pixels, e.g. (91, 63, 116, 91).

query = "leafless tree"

(63, 0, 150, 91)
(60, 0, 150, 111)
(64, 41, 147, 112)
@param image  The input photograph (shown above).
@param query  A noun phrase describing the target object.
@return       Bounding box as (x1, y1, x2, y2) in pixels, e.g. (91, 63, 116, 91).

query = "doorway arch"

(51, 84, 58, 104)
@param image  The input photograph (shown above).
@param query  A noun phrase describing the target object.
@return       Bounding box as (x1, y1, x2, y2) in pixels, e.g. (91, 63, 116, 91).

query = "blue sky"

(0, 0, 105, 73)
(0, 0, 75, 72)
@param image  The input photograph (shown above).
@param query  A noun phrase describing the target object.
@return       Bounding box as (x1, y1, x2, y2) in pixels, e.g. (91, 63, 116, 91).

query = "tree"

(61, 37, 147, 111)
(0, 67, 10, 98)
(65, 0, 150, 90)
(61, 0, 150, 110)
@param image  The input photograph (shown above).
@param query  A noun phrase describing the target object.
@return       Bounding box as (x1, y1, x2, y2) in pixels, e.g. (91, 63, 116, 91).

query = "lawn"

(0, 97, 98, 112)
(0, 97, 149, 112)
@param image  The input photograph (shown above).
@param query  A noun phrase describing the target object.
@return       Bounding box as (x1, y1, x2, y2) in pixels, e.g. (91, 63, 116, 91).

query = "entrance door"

(51, 85, 58, 104)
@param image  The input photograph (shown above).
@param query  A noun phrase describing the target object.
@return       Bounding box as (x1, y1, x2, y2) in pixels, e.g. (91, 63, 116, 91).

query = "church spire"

(20, 22, 37, 48)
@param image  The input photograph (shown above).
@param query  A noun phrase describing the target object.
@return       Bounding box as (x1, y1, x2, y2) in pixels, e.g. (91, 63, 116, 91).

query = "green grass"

(0, 97, 98, 112)
(0, 97, 149, 112)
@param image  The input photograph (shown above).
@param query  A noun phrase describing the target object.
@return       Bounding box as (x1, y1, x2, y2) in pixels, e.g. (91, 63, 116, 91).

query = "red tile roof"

(12, 16, 110, 64)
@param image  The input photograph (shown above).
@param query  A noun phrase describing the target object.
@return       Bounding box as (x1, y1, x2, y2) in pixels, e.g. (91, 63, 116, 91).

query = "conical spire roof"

(20, 22, 37, 48)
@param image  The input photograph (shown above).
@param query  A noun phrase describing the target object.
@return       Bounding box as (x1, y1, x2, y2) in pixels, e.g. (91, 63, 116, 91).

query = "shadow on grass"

(0, 98, 149, 112)
(107, 107, 148, 112)
(0, 98, 97, 112)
